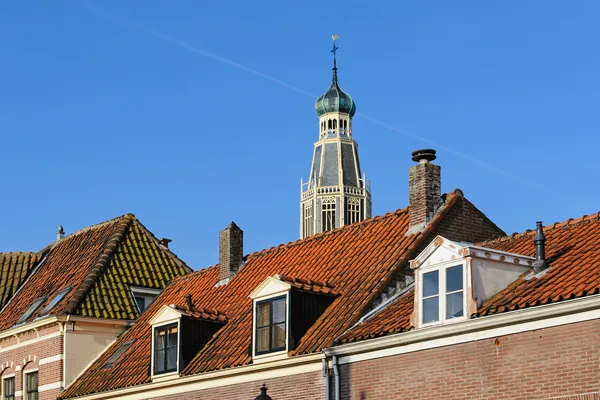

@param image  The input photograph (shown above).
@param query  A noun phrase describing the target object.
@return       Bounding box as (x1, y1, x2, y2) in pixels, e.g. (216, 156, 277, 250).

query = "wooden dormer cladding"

(288, 287, 336, 350)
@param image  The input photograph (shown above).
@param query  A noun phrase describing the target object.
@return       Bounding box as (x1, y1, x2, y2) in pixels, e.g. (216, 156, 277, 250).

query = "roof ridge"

(0, 251, 40, 257)
(62, 215, 135, 315)
(480, 210, 600, 246)
(55, 213, 134, 243)
(246, 207, 410, 260)
(130, 217, 194, 274)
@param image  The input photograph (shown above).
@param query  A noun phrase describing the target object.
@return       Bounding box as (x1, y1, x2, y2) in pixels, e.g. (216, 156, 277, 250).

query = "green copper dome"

(314, 68, 356, 117)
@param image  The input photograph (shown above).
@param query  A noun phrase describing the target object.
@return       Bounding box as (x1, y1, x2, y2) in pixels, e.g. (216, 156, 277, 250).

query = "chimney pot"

(185, 294, 194, 311)
(218, 222, 243, 284)
(533, 221, 548, 272)
(408, 149, 442, 234)
(411, 149, 437, 164)
(57, 225, 65, 241)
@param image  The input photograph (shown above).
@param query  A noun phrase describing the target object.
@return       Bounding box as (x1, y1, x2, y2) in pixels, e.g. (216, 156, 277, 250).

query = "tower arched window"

(321, 197, 336, 232)
(347, 197, 361, 225)
(333, 120, 337, 130)
(328, 120, 332, 129)
(303, 202, 313, 237)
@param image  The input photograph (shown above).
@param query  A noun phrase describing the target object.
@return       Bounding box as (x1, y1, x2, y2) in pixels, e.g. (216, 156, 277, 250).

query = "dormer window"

(148, 303, 226, 380)
(411, 235, 534, 329)
(153, 323, 178, 374)
(250, 275, 336, 362)
(421, 265, 464, 324)
(255, 296, 287, 354)
(130, 286, 162, 313)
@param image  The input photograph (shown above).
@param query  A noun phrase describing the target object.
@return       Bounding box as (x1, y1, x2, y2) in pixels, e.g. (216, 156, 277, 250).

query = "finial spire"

(331, 34, 340, 82)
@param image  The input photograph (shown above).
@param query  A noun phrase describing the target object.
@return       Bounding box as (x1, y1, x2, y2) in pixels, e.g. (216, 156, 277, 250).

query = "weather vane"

(331, 34, 340, 69)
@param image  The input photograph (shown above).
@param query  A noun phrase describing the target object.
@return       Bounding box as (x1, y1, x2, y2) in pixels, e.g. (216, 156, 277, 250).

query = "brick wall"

(408, 161, 442, 230)
(219, 222, 244, 282)
(432, 192, 505, 244)
(0, 323, 64, 400)
(147, 371, 325, 400)
(338, 319, 600, 400)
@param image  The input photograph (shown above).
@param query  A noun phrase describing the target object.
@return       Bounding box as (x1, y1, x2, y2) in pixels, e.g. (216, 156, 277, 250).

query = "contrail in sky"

(81, 2, 551, 192)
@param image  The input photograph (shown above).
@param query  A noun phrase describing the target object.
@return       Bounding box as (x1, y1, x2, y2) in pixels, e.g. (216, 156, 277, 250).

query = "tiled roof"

(275, 274, 338, 296)
(337, 211, 600, 344)
(61, 190, 479, 399)
(337, 288, 414, 344)
(0, 252, 41, 310)
(478, 212, 600, 315)
(0, 214, 192, 330)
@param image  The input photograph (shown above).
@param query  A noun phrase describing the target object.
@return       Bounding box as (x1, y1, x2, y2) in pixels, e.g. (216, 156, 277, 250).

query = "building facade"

(0, 215, 191, 400)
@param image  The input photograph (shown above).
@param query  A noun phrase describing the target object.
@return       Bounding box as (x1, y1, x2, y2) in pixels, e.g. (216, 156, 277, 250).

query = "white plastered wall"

(64, 322, 127, 387)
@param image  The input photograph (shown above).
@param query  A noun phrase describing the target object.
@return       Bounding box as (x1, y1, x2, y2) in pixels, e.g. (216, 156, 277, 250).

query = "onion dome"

(314, 62, 356, 117)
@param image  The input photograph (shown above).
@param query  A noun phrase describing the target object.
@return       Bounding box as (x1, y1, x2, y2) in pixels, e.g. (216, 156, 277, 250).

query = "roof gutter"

(325, 294, 600, 359)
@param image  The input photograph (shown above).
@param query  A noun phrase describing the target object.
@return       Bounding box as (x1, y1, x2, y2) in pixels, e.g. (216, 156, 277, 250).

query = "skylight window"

(16, 296, 47, 325)
(40, 287, 71, 316)
(103, 340, 135, 368)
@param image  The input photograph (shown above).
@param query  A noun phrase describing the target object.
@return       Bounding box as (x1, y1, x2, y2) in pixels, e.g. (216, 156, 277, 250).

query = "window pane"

(167, 347, 177, 371)
(135, 296, 146, 312)
(272, 298, 286, 324)
(256, 302, 270, 327)
(155, 349, 165, 373)
(422, 297, 439, 323)
(256, 326, 270, 353)
(423, 271, 439, 297)
(167, 326, 178, 347)
(5, 377, 15, 398)
(446, 265, 463, 292)
(272, 322, 286, 350)
(155, 329, 166, 350)
(446, 292, 464, 319)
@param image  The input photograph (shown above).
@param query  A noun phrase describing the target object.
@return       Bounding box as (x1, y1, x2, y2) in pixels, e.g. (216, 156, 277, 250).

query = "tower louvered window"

(322, 198, 336, 231)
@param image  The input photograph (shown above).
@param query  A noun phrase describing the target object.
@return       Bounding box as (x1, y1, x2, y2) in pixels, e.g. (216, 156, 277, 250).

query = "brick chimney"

(408, 149, 442, 233)
(218, 222, 243, 284)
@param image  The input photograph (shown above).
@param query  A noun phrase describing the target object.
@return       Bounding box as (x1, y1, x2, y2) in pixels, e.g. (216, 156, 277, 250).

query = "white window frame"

(150, 320, 181, 380)
(252, 291, 289, 362)
(418, 260, 468, 327)
(23, 369, 38, 400)
(2, 374, 15, 400)
(130, 286, 162, 313)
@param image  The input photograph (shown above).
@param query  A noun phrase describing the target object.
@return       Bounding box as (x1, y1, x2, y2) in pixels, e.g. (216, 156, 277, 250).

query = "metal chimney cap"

(533, 221, 546, 242)
(411, 149, 437, 163)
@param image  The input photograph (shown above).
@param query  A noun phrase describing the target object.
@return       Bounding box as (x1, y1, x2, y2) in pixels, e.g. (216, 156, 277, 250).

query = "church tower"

(300, 40, 371, 239)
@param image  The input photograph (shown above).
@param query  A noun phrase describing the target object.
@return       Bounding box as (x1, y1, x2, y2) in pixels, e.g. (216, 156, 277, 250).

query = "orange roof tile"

(338, 211, 600, 344)
(61, 190, 494, 399)
(0, 214, 191, 330)
(478, 212, 600, 314)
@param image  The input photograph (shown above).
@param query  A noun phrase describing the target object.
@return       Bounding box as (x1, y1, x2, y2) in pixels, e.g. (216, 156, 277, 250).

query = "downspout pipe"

(332, 355, 340, 400)
(322, 359, 330, 400)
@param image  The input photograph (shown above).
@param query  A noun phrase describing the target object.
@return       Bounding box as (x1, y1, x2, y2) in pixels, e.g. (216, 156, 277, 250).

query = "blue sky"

(1, 1, 599, 270)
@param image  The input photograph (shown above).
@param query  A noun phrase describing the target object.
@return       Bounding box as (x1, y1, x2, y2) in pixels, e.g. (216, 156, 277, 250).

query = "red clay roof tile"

(60, 191, 499, 399)
(338, 210, 600, 343)
(0, 214, 191, 330)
